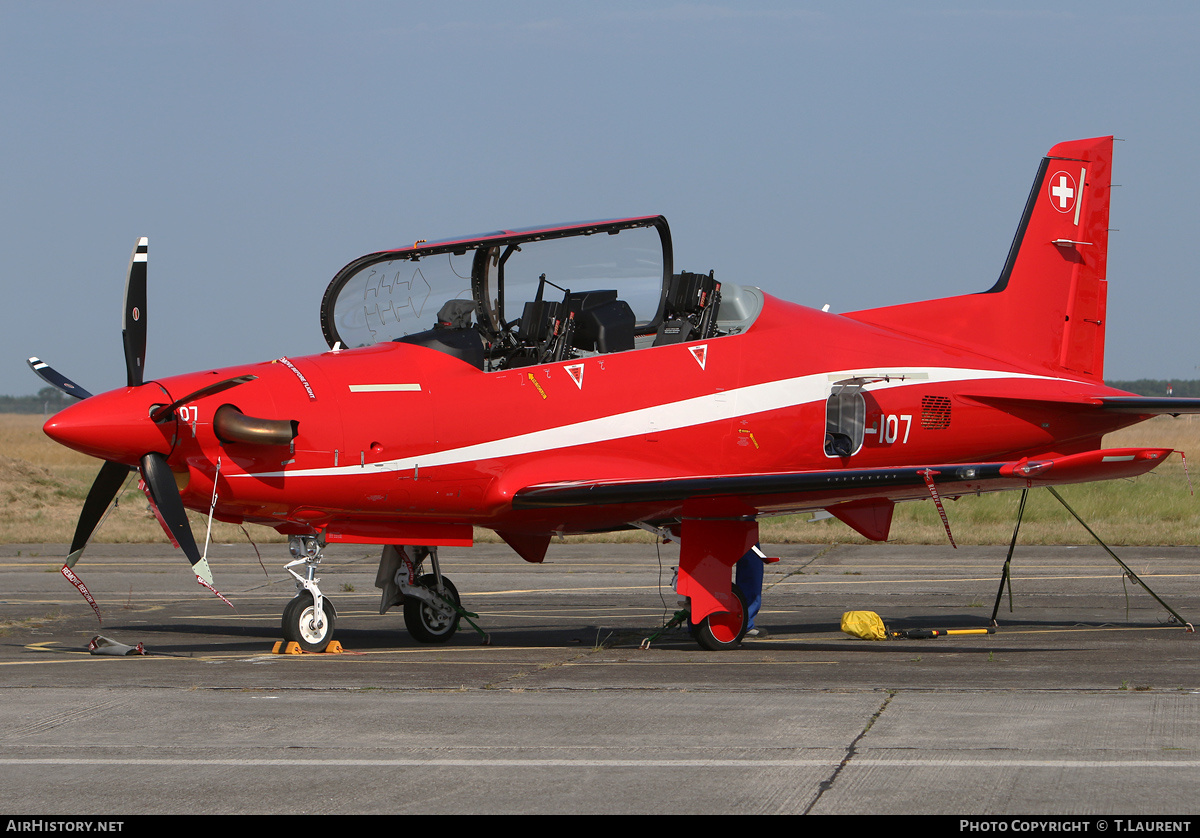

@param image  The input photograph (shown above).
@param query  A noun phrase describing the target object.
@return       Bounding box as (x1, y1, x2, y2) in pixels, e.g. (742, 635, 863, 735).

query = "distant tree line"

(1105, 380, 1200, 397)
(0, 387, 76, 415)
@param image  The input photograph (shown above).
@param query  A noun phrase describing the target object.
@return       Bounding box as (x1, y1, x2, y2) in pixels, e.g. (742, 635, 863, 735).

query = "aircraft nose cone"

(43, 385, 176, 465)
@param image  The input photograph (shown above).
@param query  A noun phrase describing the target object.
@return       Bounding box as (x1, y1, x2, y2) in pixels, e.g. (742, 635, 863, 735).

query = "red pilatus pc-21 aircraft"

(29, 136, 1200, 651)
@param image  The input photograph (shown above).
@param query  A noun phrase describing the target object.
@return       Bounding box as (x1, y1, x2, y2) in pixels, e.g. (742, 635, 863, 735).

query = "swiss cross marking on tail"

(1049, 171, 1077, 213)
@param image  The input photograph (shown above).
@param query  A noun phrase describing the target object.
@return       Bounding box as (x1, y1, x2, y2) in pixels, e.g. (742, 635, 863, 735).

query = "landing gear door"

(824, 383, 865, 458)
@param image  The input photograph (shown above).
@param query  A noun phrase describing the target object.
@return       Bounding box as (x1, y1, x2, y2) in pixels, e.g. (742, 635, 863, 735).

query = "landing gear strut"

(282, 534, 336, 652)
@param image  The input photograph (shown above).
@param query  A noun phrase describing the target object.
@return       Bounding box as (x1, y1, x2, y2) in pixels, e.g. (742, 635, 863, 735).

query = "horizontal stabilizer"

(1096, 397, 1200, 416)
(964, 392, 1200, 417)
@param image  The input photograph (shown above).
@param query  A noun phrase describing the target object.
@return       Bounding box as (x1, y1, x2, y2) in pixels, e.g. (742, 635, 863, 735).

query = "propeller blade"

(27, 357, 95, 401)
(149, 375, 258, 423)
(139, 451, 213, 585)
(122, 237, 148, 387)
(66, 460, 134, 568)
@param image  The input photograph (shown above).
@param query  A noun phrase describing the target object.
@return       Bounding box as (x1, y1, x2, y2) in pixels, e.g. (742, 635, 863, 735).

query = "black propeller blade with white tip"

(26, 357, 95, 400)
(122, 237, 148, 387)
(31, 236, 231, 618)
(29, 236, 147, 402)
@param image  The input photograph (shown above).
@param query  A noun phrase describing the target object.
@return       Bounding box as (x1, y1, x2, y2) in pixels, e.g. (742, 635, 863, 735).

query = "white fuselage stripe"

(236, 367, 1069, 480)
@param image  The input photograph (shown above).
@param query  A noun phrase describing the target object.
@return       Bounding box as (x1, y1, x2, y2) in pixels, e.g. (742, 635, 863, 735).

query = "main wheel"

(690, 586, 748, 651)
(404, 574, 460, 644)
(281, 592, 337, 653)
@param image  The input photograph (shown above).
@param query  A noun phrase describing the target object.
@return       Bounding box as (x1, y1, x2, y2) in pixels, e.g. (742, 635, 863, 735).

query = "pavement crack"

(804, 689, 894, 814)
(774, 543, 840, 587)
(481, 644, 607, 691)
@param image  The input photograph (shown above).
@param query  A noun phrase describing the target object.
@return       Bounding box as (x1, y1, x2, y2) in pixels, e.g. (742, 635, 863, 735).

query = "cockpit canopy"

(320, 215, 757, 372)
(322, 216, 669, 340)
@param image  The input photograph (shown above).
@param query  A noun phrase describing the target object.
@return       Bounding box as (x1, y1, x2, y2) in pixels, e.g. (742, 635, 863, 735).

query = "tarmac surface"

(1, 539, 1198, 815)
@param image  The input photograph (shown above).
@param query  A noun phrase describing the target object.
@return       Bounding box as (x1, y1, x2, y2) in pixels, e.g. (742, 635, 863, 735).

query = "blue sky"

(2, 1, 1198, 396)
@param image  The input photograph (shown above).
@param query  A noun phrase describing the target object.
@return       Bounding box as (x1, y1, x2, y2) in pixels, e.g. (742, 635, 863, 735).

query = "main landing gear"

(676, 516, 758, 651)
(689, 585, 749, 651)
(376, 545, 462, 643)
(643, 517, 757, 651)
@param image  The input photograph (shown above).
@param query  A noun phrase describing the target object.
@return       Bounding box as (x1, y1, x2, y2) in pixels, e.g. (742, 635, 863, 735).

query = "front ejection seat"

(395, 299, 486, 369)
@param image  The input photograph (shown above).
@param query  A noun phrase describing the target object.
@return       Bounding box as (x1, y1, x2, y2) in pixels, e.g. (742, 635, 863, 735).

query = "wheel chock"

(270, 640, 345, 655)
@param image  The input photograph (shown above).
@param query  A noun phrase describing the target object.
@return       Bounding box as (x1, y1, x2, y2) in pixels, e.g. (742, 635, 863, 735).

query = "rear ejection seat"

(568, 290, 635, 354)
(654, 271, 721, 345)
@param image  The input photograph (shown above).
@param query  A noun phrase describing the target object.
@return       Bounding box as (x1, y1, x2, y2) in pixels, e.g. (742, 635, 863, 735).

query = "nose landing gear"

(282, 590, 337, 652)
(281, 535, 337, 653)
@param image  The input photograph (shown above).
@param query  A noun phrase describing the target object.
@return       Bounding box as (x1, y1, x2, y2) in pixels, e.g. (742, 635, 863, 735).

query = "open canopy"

(319, 216, 674, 358)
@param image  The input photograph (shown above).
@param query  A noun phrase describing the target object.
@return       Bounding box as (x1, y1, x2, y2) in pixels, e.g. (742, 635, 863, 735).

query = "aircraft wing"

(517, 463, 1004, 508)
(512, 448, 1172, 514)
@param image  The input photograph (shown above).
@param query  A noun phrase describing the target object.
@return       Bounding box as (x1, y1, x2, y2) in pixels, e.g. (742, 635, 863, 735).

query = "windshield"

(327, 251, 476, 348)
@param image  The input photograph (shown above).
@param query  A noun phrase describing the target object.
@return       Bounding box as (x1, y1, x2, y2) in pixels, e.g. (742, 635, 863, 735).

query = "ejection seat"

(568, 290, 635, 354)
(654, 271, 721, 345)
(395, 299, 486, 369)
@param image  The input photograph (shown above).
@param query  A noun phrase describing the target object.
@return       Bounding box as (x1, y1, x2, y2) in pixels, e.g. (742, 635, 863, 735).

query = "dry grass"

(0, 414, 284, 545)
(2, 413, 1197, 547)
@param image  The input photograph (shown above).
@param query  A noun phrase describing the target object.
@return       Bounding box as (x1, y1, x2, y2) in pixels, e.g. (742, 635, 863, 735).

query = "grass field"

(2, 412, 1198, 547)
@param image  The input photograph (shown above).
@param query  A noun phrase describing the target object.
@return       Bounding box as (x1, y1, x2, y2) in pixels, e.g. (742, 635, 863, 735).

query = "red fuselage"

(44, 290, 1147, 544)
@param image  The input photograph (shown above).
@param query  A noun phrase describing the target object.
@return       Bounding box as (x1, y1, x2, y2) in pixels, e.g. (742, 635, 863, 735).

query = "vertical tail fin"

(847, 136, 1113, 381)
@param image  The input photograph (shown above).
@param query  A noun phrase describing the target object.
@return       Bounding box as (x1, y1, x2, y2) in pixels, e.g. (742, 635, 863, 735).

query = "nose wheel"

(280, 534, 338, 653)
(282, 591, 337, 653)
